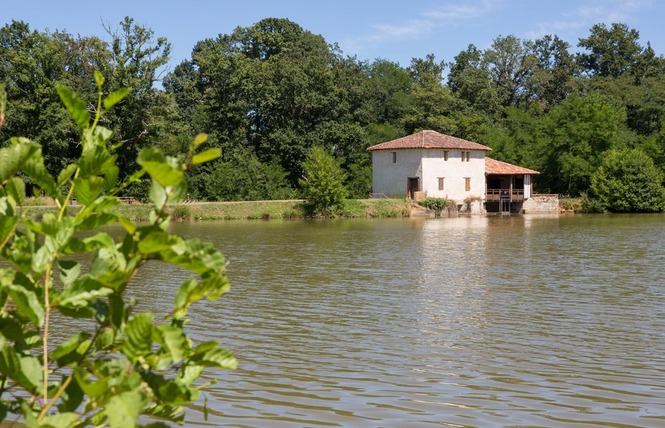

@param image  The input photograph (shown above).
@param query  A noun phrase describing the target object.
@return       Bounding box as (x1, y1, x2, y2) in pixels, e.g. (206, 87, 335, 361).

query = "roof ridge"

(366, 130, 491, 152)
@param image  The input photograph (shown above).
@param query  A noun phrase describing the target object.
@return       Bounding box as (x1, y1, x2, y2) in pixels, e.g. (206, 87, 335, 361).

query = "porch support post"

(524, 174, 532, 199)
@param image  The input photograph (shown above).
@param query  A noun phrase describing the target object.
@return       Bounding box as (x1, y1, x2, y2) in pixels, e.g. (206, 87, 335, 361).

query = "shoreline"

(22, 198, 413, 222)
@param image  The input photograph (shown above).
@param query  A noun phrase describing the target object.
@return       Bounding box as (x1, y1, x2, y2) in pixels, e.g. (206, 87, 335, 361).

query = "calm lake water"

(133, 214, 665, 427)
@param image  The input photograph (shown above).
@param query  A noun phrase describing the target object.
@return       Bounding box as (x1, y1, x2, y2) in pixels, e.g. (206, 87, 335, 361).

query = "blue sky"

(4, 0, 663, 76)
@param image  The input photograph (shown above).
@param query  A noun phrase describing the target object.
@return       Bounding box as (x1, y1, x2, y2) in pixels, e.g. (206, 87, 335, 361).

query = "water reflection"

(128, 215, 665, 426)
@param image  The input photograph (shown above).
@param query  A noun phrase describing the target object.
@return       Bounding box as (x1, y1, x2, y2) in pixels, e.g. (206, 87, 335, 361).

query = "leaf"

(31, 246, 51, 275)
(174, 275, 230, 320)
(64, 232, 114, 254)
(104, 164, 119, 190)
(58, 260, 81, 287)
(57, 164, 78, 188)
(58, 375, 84, 413)
(39, 212, 58, 236)
(137, 231, 185, 255)
(88, 246, 135, 291)
(103, 88, 130, 110)
(57, 276, 112, 308)
(5, 177, 26, 205)
(7, 283, 44, 327)
(179, 364, 204, 387)
(18, 355, 43, 394)
(74, 176, 104, 206)
(3, 230, 36, 274)
(50, 334, 82, 360)
(75, 212, 119, 231)
(0, 139, 39, 183)
(187, 343, 237, 370)
(0, 337, 42, 394)
(143, 404, 185, 424)
(92, 125, 113, 145)
(155, 325, 188, 363)
(123, 313, 154, 362)
(155, 379, 198, 405)
(0, 315, 26, 342)
(164, 238, 227, 274)
(94, 70, 105, 89)
(21, 401, 39, 427)
(57, 85, 90, 130)
(74, 369, 109, 399)
(22, 146, 59, 199)
(105, 390, 146, 428)
(138, 148, 184, 188)
(19, 356, 43, 389)
(0, 336, 19, 375)
(190, 133, 208, 149)
(79, 145, 111, 178)
(94, 328, 115, 351)
(51, 333, 91, 367)
(108, 294, 128, 331)
(0, 197, 18, 247)
(148, 179, 167, 208)
(39, 412, 80, 428)
(191, 148, 221, 166)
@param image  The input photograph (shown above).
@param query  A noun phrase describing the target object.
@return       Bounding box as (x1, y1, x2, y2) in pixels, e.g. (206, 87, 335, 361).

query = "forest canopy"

(2, 18, 665, 203)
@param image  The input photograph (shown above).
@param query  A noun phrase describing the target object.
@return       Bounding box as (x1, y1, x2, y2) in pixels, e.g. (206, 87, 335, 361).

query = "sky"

(4, 0, 665, 80)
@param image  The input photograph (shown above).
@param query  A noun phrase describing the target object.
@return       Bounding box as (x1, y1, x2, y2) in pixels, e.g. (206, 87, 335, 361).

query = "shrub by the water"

(299, 146, 348, 217)
(588, 149, 665, 212)
(420, 197, 449, 212)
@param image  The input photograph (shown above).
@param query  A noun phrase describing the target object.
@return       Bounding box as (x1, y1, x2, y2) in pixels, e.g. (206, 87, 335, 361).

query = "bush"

(299, 146, 348, 216)
(0, 75, 235, 426)
(579, 192, 606, 213)
(589, 149, 665, 212)
(170, 204, 192, 221)
(419, 197, 449, 213)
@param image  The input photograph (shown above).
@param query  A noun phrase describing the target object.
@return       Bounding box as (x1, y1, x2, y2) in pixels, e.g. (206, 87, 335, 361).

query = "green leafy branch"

(0, 74, 234, 427)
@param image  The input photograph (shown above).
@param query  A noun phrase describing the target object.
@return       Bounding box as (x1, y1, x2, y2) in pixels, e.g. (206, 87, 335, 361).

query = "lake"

(133, 214, 665, 427)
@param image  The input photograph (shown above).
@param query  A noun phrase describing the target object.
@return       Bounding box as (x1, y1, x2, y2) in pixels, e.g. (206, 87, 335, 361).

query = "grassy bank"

(22, 198, 412, 222)
(559, 197, 581, 213)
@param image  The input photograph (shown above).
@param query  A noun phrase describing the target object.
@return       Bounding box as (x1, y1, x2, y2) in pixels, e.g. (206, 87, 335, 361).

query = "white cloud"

(424, 0, 502, 20)
(526, 0, 653, 41)
(344, 0, 502, 58)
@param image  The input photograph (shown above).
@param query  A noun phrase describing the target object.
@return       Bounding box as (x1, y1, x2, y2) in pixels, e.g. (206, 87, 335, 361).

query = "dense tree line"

(2, 17, 665, 209)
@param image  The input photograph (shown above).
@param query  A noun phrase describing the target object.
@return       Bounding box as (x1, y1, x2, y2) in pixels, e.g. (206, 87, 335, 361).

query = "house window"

(438, 177, 444, 190)
(465, 177, 471, 191)
(461, 151, 471, 162)
(392, 152, 397, 163)
(443, 151, 449, 161)
(466, 151, 471, 162)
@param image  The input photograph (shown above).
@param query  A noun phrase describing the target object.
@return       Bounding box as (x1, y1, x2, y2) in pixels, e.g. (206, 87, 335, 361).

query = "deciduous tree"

(589, 148, 665, 212)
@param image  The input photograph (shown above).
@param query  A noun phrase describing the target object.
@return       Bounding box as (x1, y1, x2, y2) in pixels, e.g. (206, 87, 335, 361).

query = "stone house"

(367, 130, 542, 213)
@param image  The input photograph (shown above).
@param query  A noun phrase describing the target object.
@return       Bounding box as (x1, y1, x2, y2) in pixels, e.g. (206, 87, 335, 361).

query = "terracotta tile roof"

(367, 130, 491, 151)
(485, 157, 539, 175)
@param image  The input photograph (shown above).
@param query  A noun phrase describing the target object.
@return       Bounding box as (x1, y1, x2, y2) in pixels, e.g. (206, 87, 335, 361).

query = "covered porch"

(484, 158, 539, 214)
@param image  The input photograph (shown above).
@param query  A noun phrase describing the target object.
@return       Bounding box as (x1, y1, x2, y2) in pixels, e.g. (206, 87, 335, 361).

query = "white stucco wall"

(421, 149, 486, 203)
(371, 148, 486, 203)
(371, 149, 423, 197)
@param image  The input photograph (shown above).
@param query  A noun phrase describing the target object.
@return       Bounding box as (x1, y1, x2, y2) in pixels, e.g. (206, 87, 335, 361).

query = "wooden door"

(407, 177, 420, 199)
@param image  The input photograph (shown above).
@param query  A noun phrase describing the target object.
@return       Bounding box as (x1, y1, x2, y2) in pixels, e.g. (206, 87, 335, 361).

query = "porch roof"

(367, 130, 491, 151)
(485, 158, 539, 175)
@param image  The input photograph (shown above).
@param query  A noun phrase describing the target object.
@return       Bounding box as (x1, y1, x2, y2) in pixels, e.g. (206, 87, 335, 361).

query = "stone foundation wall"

(522, 194, 559, 214)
